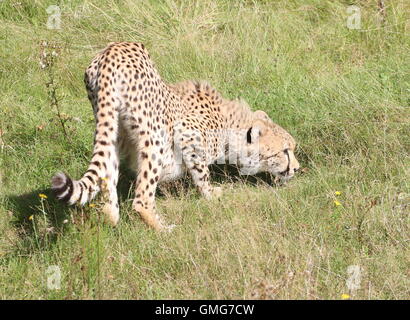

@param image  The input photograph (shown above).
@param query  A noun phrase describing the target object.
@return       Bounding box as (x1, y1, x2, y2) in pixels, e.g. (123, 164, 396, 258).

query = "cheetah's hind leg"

(132, 148, 175, 232)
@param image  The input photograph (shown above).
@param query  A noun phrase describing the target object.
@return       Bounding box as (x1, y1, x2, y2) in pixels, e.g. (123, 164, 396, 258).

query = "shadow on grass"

(210, 164, 276, 186)
(6, 187, 71, 253)
(118, 162, 279, 199)
(154, 164, 278, 199)
(5, 164, 279, 252)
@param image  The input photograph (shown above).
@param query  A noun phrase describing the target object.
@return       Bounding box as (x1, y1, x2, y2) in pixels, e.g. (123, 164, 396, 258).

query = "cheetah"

(52, 42, 300, 231)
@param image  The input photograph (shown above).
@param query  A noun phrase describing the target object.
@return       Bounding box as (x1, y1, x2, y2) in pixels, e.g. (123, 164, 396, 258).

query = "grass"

(0, 0, 409, 299)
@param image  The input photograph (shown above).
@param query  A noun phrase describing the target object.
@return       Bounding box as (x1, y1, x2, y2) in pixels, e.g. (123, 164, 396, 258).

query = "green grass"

(0, 0, 409, 299)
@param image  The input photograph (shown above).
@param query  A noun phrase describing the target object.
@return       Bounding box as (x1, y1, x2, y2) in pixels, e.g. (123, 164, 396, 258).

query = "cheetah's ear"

(254, 110, 274, 125)
(247, 120, 267, 144)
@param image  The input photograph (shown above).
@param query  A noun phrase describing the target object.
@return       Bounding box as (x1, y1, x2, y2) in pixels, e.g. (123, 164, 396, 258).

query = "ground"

(0, 0, 409, 299)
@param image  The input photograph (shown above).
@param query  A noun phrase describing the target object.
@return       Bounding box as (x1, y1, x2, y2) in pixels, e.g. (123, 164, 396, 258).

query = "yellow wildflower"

(39, 193, 48, 199)
(89, 203, 96, 208)
(28, 215, 34, 221)
(341, 293, 350, 300)
(334, 200, 342, 207)
(335, 191, 342, 196)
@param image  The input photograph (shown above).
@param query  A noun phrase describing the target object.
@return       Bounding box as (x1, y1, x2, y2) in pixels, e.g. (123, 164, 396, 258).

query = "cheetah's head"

(239, 111, 300, 181)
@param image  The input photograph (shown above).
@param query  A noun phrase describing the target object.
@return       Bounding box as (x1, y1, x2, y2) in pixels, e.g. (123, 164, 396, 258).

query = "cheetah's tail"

(51, 171, 101, 205)
(52, 45, 121, 207)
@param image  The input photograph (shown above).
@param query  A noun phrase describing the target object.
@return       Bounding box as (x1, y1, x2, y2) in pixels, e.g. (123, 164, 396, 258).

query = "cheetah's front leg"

(188, 164, 222, 200)
(177, 129, 222, 200)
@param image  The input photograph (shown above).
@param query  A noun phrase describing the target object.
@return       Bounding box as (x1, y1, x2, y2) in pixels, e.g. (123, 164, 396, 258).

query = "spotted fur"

(52, 42, 299, 230)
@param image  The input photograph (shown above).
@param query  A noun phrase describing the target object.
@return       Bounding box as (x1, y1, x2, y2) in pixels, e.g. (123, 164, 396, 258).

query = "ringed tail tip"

(51, 172, 74, 203)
